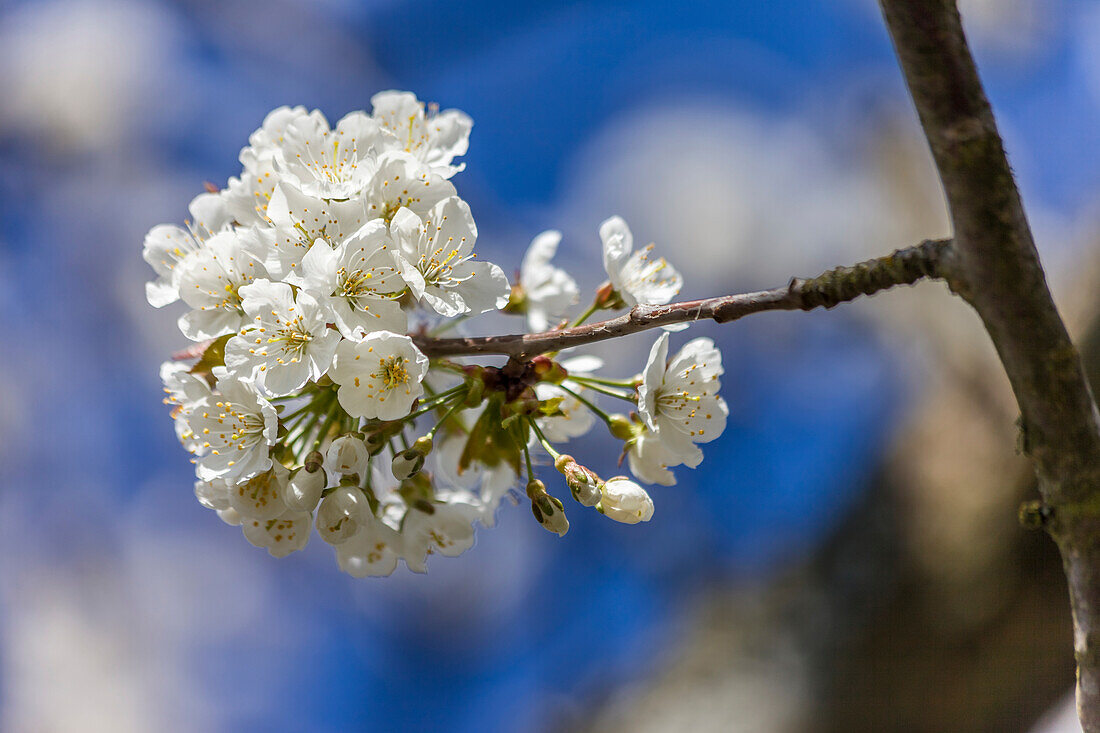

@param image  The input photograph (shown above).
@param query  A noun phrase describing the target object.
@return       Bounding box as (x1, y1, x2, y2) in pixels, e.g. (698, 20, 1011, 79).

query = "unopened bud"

(316, 486, 366, 545)
(608, 414, 637, 441)
(502, 282, 527, 314)
(363, 431, 389, 455)
(413, 435, 434, 455)
(596, 477, 654, 524)
(554, 455, 603, 507)
(303, 450, 324, 473)
(594, 281, 624, 309)
(285, 465, 326, 512)
(327, 434, 369, 476)
(464, 379, 485, 407)
(531, 356, 567, 384)
(526, 479, 569, 537)
(391, 448, 426, 480)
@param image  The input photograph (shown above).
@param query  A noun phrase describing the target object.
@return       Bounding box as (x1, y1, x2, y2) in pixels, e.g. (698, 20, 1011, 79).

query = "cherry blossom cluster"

(146, 92, 728, 576)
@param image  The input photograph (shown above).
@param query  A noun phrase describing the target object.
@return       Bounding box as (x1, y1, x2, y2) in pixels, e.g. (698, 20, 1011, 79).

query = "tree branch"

(877, 2, 1100, 729)
(416, 239, 951, 359)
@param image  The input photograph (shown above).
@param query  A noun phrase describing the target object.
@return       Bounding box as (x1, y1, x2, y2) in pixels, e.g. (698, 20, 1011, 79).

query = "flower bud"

(464, 377, 485, 407)
(594, 281, 624, 309)
(391, 434, 434, 480)
(326, 434, 368, 476)
(597, 477, 654, 524)
(531, 356, 567, 384)
(315, 486, 367, 545)
(363, 430, 389, 455)
(554, 455, 603, 507)
(392, 448, 426, 480)
(412, 435, 434, 454)
(303, 450, 324, 473)
(502, 282, 527, 314)
(526, 479, 569, 537)
(607, 414, 638, 441)
(285, 465, 327, 512)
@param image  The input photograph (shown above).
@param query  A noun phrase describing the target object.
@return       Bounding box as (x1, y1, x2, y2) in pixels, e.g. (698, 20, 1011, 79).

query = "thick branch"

(878, 2, 1100, 729)
(415, 239, 950, 359)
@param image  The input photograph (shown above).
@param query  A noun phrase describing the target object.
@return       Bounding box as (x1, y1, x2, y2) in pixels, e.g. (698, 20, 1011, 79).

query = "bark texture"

(878, 1, 1100, 729)
(416, 240, 950, 359)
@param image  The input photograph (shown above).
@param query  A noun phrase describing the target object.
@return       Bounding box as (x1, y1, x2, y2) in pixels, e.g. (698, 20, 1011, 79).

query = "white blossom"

(325, 434, 369, 480)
(176, 227, 272, 341)
(598, 477, 654, 524)
(143, 192, 232, 307)
(262, 182, 371, 278)
(227, 463, 289, 520)
(329, 331, 429, 420)
(389, 197, 509, 317)
(363, 150, 456, 225)
(335, 517, 403, 577)
(401, 501, 481, 573)
(222, 106, 319, 226)
(285, 466, 326, 512)
(149, 96, 738, 578)
(223, 279, 341, 397)
(316, 486, 369, 545)
(242, 509, 312, 557)
(160, 361, 213, 453)
(625, 430, 680, 486)
(188, 373, 279, 482)
(287, 226, 407, 338)
(371, 90, 472, 179)
(520, 230, 579, 331)
(217, 507, 243, 526)
(534, 355, 602, 443)
(600, 215, 682, 306)
(433, 431, 517, 527)
(193, 478, 230, 512)
(637, 333, 728, 462)
(274, 110, 385, 199)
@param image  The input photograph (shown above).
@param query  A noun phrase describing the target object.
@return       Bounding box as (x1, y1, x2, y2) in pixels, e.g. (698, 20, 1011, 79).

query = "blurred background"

(1, 0, 1098, 730)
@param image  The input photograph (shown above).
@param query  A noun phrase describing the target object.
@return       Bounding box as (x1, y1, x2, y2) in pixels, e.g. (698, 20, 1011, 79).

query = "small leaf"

(189, 334, 231, 376)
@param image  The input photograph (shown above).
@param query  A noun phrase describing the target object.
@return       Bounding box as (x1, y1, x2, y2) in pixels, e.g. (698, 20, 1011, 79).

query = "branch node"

(794, 239, 948, 311)
(1018, 499, 1053, 531)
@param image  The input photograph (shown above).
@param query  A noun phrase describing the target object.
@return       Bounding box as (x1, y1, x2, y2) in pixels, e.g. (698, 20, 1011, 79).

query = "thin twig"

(414, 239, 951, 359)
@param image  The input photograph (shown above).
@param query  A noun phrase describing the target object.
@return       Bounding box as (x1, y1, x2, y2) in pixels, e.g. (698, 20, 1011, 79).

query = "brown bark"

(415, 239, 949, 359)
(877, 1, 1100, 729)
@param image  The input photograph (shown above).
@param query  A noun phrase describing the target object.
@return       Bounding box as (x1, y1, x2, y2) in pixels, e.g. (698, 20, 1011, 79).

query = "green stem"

(431, 360, 468, 374)
(527, 418, 560, 461)
(285, 395, 330, 452)
(522, 439, 535, 482)
(567, 379, 636, 403)
(426, 390, 469, 439)
(311, 399, 342, 450)
(404, 391, 459, 420)
(427, 313, 473, 337)
(571, 298, 603, 328)
(558, 383, 615, 425)
(569, 374, 638, 389)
